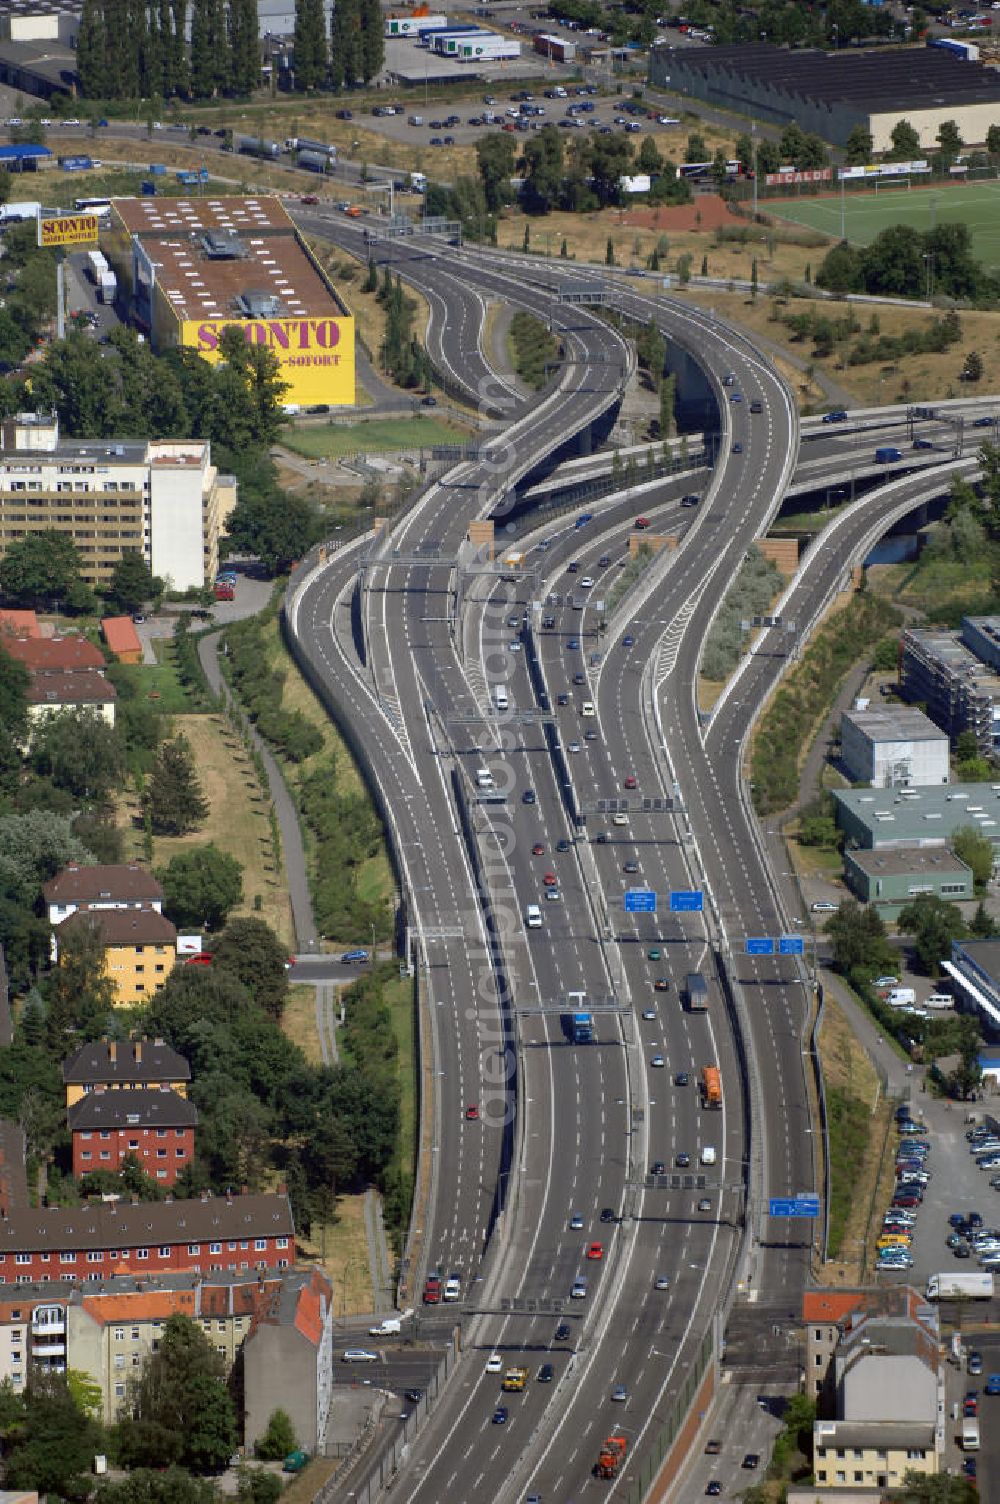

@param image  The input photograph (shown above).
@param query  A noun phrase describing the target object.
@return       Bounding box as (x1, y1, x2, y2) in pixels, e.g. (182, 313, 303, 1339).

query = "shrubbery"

(701, 546, 785, 682)
(224, 606, 323, 763)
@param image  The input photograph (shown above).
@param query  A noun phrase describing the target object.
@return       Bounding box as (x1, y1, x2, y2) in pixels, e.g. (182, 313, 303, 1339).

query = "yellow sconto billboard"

(39, 213, 99, 248)
(180, 315, 355, 407)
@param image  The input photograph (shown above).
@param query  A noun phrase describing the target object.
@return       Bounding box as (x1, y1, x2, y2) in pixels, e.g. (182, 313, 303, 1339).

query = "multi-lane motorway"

(284, 221, 988, 1501)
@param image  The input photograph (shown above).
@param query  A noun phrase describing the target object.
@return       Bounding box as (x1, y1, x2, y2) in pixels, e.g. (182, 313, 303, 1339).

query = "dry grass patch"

(309, 238, 432, 370)
(817, 992, 895, 1284)
(281, 983, 323, 1064)
(297, 1193, 373, 1313)
(144, 713, 294, 946)
(685, 287, 1000, 408)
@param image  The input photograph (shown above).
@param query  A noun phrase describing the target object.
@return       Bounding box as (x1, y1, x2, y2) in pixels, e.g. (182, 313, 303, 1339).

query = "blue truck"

(571, 1013, 594, 1043)
(875, 446, 902, 463)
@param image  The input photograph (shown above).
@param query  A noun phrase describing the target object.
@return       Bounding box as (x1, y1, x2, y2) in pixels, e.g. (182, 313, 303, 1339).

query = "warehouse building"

(833, 784, 1000, 866)
(840, 705, 949, 789)
(900, 625, 1000, 755)
(650, 42, 1000, 151)
(0, 411, 234, 591)
(105, 195, 355, 410)
(944, 938, 1000, 1036)
(844, 848, 973, 918)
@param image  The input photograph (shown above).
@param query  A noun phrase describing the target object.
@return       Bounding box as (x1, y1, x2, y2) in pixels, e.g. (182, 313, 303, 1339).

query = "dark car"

(557, 839, 571, 853)
(706, 1486, 722, 1497)
(742, 1454, 760, 1470)
(522, 790, 536, 805)
(675, 1071, 689, 1086)
(492, 1406, 508, 1425)
(650, 1160, 665, 1175)
(623, 861, 639, 874)
(404, 1388, 423, 1403)
(537, 1363, 554, 1382)
(969, 1350, 984, 1375)
(676, 1152, 691, 1168)
(554, 1322, 570, 1341)
(622, 634, 635, 647)
(599, 1207, 616, 1223)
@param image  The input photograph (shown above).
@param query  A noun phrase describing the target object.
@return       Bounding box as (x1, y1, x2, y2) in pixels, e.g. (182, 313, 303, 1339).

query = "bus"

(678, 160, 743, 180)
(74, 196, 111, 223)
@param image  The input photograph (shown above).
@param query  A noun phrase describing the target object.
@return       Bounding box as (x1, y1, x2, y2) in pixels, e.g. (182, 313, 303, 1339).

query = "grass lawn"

(768, 177, 1000, 272)
(136, 713, 294, 946)
(282, 416, 472, 459)
(275, 1459, 339, 1504)
(297, 1193, 373, 1314)
(112, 658, 193, 716)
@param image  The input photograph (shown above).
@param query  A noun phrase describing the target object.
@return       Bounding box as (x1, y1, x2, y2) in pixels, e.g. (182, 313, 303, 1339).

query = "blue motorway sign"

(624, 889, 657, 914)
(779, 935, 805, 955)
(745, 937, 775, 956)
(670, 890, 703, 913)
(769, 1197, 821, 1219)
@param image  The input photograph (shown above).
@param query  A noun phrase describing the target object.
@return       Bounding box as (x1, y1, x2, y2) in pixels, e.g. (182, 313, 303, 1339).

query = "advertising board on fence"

(764, 168, 832, 186)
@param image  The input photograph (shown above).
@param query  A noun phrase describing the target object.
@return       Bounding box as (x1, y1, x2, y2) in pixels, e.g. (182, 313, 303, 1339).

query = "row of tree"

(76, 0, 383, 101)
(816, 222, 990, 302)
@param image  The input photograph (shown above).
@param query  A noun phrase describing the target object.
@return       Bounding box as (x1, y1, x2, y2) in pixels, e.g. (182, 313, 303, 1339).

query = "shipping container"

(98, 269, 117, 305)
(533, 32, 576, 61)
(384, 13, 447, 36)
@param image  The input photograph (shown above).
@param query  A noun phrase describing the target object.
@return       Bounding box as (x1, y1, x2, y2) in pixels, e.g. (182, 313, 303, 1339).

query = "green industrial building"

(844, 848, 974, 919)
(832, 784, 1000, 868)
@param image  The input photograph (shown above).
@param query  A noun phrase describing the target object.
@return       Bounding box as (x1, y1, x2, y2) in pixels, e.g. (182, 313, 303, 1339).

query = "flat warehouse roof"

(847, 848, 969, 877)
(656, 41, 1000, 111)
(113, 195, 294, 236)
(148, 235, 331, 323)
(834, 782, 1000, 842)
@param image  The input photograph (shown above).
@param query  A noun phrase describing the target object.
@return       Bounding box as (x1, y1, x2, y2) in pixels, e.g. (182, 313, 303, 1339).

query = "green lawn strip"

(825, 1082, 872, 1259)
(281, 417, 473, 459)
(110, 656, 194, 715)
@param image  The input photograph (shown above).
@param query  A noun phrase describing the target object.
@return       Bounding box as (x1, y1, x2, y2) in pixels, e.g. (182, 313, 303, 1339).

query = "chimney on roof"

(109, 1040, 117, 1064)
(134, 1040, 142, 1064)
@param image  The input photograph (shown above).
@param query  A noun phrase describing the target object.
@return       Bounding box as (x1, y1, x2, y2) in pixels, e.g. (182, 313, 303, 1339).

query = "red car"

(423, 1276, 441, 1305)
(299, 193, 319, 204)
(543, 872, 558, 887)
(586, 1242, 603, 1260)
(465, 1104, 479, 1121)
(623, 776, 637, 790)
(634, 516, 651, 530)
(532, 843, 545, 856)
(184, 952, 212, 966)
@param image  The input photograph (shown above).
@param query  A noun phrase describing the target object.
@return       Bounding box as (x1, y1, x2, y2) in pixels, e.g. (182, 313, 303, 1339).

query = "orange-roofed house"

(101, 616, 142, 664)
(0, 609, 39, 639)
(803, 1286, 937, 1413)
(243, 1266, 334, 1452)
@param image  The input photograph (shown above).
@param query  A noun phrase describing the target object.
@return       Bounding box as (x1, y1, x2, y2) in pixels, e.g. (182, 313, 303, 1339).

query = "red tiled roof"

(45, 865, 164, 907)
(62, 907, 176, 947)
(101, 616, 142, 657)
(82, 1289, 197, 1325)
(802, 1290, 868, 1324)
(293, 1283, 324, 1346)
(5, 634, 106, 671)
(0, 609, 39, 639)
(27, 671, 116, 706)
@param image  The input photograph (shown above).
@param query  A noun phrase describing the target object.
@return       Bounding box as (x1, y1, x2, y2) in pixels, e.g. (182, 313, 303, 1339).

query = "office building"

(833, 784, 1000, 865)
(843, 848, 973, 918)
(900, 625, 1000, 755)
(840, 705, 948, 788)
(0, 412, 235, 591)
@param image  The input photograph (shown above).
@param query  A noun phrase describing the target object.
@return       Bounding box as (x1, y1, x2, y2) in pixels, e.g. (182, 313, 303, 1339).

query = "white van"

(476, 768, 495, 789)
(925, 993, 953, 1010)
(525, 903, 542, 929)
(700, 1146, 717, 1166)
(612, 812, 628, 826)
(581, 701, 595, 717)
(494, 685, 509, 712)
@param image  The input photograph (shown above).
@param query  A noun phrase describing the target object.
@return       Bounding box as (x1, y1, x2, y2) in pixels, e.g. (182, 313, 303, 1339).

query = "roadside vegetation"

(507, 311, 559, 390)
(700, 545, 784, 682)
(750, 593, 899, 816)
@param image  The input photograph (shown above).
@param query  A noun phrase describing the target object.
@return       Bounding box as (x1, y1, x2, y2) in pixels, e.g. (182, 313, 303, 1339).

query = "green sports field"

(766, 178, 1000, 272)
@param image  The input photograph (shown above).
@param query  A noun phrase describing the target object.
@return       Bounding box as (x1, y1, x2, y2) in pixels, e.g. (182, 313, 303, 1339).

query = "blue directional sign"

(745, 937, 775, 956)
(670, 890, 703, 913)
(779, 935, 805, 955)
(624, 889, 657, 914)
(769, 1197, 821, 1219)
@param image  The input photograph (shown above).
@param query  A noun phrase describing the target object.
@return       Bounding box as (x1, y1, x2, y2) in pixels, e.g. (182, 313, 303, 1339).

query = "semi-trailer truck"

(926, 1272, 994, 1300)
(572, 1013, 594, 1043)
(98, 269, 117, 304)
(685, 972, 709, 1011)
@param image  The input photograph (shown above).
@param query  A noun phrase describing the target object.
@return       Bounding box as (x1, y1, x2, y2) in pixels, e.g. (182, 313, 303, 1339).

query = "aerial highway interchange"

(284, 217, 991, 1503)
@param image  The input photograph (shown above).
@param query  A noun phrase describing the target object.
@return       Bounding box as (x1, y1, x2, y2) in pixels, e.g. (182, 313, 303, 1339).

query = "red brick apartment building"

(69, 1089, 197, 1186)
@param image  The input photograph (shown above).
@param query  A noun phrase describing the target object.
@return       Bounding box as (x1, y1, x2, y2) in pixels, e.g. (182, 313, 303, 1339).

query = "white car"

(580, 576, 594, 588)
(342, 1349, 379, 1362)
(485, 1353, 503, 1372)
(812, 901, 839, 912)
(650, 1054, 665, 1068)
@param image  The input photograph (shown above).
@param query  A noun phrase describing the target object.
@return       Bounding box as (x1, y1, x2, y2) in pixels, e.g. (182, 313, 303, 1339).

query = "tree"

(637, 136, 662, 176)
(238, 1471, 281, 1504)
(223, 487, 318, 575)
(962, 350, 983, 383)
(359, 0, 384, 83)
(95, 1469, 218, 1504)
(859, 223, 925, 297)
(0, 808, 93, 899)
(215, 327, 289, 448)
(117, 1314, 237, 1474)
(329, 0, 362, 88)
(888, 1470, 979, 1502)
(293, 0, 327, 89)
(684, 131, 708, 163)
(145, 734, 209, 836)
(897, 893, 967, 977)
(211, 917, 290, 1018)
(476, 133, 516, 213)
(987, 123, 1000, 157)
(936, 118, 963, 162)
(519, 124, 564, 214)
(845, 123, 874, 166)
(952, 824, 995, 889)
(0, 530, 87, 609)
(77, 0, 109, 97)
(66, 1367, 104, 1422)
(105, 550, 159, 616)
(0, 645, 29, 793)
(825, 898, 897, 981)
(158, 845, 244, 931)
(4, 1370, 102, 1497)
(47, 911, 117, 1043)
(189, 0, 228, 97)
(888, 118, 921, 160)
(254, 1407, 298, 1460)
(970, 901, 999, 939)
(30, 708, 123, 802)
